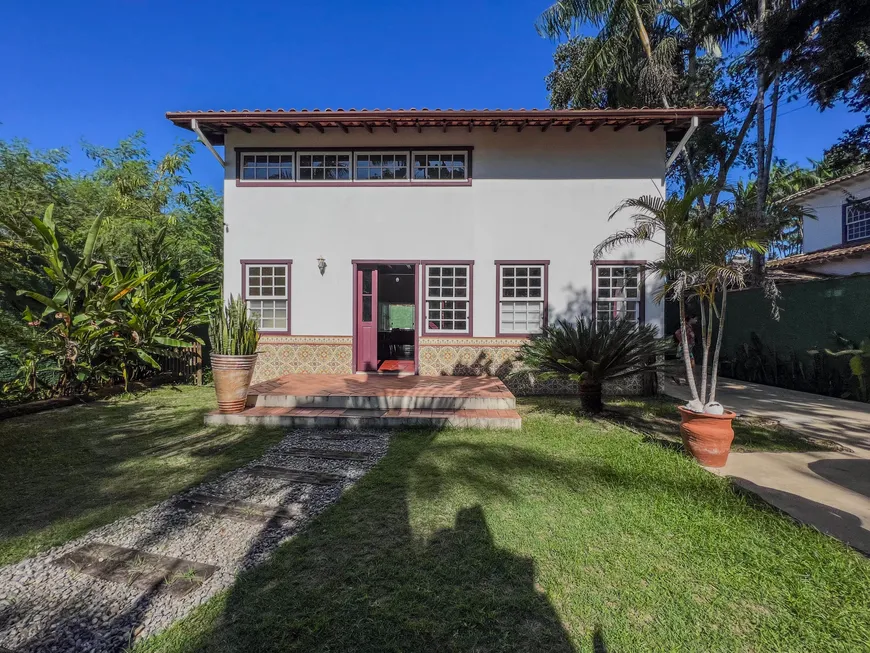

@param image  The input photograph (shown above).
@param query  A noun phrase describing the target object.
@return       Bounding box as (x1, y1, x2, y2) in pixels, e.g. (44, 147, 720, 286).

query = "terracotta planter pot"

(579, 383, 603, 413)
(210, 354, 258, 414)
(678, 406, 736, 468)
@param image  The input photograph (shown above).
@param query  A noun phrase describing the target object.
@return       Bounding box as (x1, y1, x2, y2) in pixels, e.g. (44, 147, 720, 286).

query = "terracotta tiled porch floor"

(249, 374, 515, 399)
(206, 374, 521, 430)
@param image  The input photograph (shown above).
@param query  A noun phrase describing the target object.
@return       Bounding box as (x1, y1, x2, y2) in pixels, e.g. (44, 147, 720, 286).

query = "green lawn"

(525, 395, 841, 453)
(136, 399, 870, 653)
(0, 385, 283, 565)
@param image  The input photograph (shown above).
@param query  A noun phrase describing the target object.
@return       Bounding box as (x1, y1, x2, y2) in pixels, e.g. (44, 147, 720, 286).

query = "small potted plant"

(596, 182, 765, 467)
(515, 317, 670, 413)
(209, 296, 259, 413)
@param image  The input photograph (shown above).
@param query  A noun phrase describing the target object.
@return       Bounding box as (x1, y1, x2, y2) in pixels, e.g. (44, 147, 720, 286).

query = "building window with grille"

(297, 152, 351, 181)
(594, 263, 644, 325)
(844, 200, 870, 243)
(424, 264, 471, 334)
(243, 261, 291, 333)
(497, 262, 547, 336)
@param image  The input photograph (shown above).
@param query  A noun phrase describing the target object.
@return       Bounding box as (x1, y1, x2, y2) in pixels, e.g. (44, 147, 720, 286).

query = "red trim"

(494, 261, 550, 338)
(842, 197, 870, 246)
(420, 261, 475, 338)
(351, 261, 420, 374)
(235, 146, 473, 187)
(240, 259, 293, 336)
(591, 260, 647, 325)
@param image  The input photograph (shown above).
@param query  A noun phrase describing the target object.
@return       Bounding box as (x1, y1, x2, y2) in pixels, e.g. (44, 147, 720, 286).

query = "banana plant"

(822, 333, 870, 402)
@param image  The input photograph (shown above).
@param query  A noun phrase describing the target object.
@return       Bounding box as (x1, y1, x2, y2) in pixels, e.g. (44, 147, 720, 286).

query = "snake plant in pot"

(209, 296, 260, 413)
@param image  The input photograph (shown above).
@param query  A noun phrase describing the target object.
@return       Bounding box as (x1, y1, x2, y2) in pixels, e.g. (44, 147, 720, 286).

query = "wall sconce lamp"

(317, 256, 327, 276)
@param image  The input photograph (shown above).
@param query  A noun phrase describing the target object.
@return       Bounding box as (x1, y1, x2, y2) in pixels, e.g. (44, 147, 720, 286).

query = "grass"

(0, 385, 283, 565)
(522, 395, 842, 453)
(135, 400, 870, 653)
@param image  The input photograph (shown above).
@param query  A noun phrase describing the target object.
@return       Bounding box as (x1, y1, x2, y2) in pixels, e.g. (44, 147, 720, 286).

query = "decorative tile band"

(420, 337, 530, 348)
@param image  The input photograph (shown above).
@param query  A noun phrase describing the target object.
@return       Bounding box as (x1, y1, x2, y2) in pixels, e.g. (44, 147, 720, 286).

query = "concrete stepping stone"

(54, 542, 218, 598)
(175, 493, 304, 524)
(245, 465, 344, 485)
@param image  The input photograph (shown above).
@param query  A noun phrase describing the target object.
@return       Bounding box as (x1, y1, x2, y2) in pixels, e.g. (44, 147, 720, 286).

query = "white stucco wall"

(802, 174, 870, 253)
(222, 128, 667, 338)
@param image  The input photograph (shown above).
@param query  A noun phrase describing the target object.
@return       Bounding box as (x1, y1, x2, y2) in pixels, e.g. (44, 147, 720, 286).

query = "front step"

(205, 407, 522, 430)
(246, 375, 517, 411)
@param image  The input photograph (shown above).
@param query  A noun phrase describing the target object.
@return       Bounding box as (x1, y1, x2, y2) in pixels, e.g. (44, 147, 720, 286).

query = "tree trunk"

(709, 286, 728, 403)
(678, 295, 701, 403)
(754, 0, 768, 277)
(699, 297, 709, 404)
(579, 383, 603, 413)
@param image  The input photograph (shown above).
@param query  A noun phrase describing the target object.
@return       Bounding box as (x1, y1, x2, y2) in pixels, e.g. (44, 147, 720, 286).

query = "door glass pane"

(362, 296, 372, 322)
(362, 270, 372, 294)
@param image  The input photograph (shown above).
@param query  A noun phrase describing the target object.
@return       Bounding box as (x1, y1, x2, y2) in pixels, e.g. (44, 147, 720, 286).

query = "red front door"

(356, 267, 378, 371)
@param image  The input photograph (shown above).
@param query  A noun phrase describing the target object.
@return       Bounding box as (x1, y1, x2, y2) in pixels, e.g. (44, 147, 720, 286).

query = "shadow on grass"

(0, 386, 284, 564)
(519, 395, 841, 454)
(140, 432, 578, 653)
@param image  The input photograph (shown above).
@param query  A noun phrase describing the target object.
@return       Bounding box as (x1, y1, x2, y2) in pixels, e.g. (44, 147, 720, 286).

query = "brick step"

(205, 407, 522, 430)
(248, 393, 516, 411)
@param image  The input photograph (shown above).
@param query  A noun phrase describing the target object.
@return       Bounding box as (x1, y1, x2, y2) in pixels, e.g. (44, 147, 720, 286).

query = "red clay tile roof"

(766, 241, 870, 270)
(780, 167, 870, 204)
(165, 107, 725, 145)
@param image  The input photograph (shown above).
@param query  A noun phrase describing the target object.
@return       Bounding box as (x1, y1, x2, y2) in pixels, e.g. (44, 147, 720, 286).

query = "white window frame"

(412, 150, 469, 182)
(296, 151, 352, 182)
(498, 263, 546, 335)
(244, 262, 290, 333)
(353, 151, 411, 182)
(424, 264, 471, 334)
(239, 152, 294, 182)
(594, 264, 643, 326)
(845, 200, 870, 243)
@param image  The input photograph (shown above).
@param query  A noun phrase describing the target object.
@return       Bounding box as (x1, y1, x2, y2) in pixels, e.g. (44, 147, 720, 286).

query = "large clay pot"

(210, 354, 258, 414)
(579, 383, 603, 413)
(678, 406, 736, 468)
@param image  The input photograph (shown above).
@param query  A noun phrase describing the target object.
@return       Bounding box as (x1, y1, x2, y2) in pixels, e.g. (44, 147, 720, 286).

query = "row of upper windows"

(242, 261, 644, 336)
(238, 149, 470, 183)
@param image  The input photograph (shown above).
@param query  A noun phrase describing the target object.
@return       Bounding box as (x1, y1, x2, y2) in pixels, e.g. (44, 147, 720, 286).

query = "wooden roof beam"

(416, 120, 422, 133)
(541, 120, 555, 132)
(516, 119, 528, 132)
(288, 124, 301, 134)
(468, 120, 474, 133)
(637, 121, 656, 131)
(442, 121, 449, 133)
(236, 124, 252, 133)
(390, 120, 398, 134)
(365, 123, 374, 134)
(259, 123, 276, 133)
(337, 122, 349, 134)
(565, 119, 583, 132)
(311, 122, 325, 134)
(613, 122, 631, 132)
(492, 120, 501, 133)
(588, 119, 606, 132)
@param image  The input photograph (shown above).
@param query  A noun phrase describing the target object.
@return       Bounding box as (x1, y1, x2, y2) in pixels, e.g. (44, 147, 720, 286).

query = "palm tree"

(536, 0, 737, 108)
(594, 182, 765, 411)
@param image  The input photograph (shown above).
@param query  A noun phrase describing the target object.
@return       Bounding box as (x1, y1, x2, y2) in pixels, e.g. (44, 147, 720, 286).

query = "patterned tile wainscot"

(419, 338, 656, 396)
(253, 337, 353, 382)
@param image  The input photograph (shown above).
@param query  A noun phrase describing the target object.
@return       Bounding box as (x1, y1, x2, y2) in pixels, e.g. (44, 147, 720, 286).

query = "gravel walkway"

(0, 429, 390, 652)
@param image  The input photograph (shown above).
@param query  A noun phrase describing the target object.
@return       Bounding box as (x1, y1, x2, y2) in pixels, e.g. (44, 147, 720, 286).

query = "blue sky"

(1, 0, 863, 191)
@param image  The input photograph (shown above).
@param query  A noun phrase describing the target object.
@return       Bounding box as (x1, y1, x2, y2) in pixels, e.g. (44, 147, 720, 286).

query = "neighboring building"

(771, 167, 870, 277)
(167, 107, 723, 388)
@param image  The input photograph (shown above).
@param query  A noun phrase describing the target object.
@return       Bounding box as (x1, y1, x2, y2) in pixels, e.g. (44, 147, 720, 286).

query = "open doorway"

(354, 262, 417, 373)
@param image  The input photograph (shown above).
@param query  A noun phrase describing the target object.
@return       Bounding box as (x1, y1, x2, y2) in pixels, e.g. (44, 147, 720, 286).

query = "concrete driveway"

(665, 378, 870, 555)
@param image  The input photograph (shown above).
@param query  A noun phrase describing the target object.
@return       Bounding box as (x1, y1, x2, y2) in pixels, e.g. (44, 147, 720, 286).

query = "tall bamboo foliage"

(209, 296, 259, 356)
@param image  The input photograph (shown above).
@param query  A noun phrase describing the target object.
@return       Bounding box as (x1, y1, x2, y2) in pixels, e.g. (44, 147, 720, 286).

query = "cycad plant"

(516, 317, 671, 413)
(209, 295, 259, 356)
(596, 181, 766, 412)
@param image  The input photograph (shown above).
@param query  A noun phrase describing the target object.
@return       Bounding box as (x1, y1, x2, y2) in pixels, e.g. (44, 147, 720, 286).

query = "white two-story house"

(167, 107, 723, 391)
(770, 167, 870, 277)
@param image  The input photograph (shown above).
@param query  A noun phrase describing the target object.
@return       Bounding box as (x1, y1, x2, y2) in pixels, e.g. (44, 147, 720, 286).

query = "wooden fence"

(156, 343, 204, 385)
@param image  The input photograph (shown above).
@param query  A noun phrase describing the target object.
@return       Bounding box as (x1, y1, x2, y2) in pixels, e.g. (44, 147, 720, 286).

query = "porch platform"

(205, 374, 521, 430)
